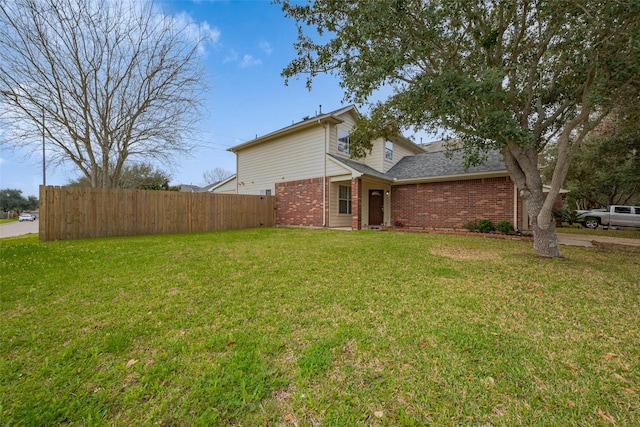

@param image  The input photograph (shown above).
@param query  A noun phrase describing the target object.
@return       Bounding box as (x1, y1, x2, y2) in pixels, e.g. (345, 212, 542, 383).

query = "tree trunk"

(532, 222, 561, 258)
(504, 146, 563, 258)
(524, 187, 563, 258)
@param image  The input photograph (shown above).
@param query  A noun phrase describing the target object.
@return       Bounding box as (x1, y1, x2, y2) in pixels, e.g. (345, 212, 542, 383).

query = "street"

(0, 220, 39, 238)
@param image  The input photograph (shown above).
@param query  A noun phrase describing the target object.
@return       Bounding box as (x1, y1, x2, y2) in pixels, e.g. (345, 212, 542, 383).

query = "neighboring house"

(180, 183, 217, 193)
(209, 175, 237, 194)
(217, 105, 527, 230)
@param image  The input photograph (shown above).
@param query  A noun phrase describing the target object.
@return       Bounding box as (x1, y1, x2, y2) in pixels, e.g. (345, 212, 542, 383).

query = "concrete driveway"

(557, 232, 640, 247)
(0, 220, 39, 238)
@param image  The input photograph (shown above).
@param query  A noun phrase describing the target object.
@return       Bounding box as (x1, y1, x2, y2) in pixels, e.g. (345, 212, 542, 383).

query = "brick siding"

(391, 177, 521, 230)
(275, 175, 526, 230)
(275, 177, 327, 227)
(351, 178, 361, 230)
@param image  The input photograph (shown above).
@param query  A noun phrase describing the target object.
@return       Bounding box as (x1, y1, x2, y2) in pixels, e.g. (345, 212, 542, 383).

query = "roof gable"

(210, 174, 237, 191)
(229, 105, 359, 152)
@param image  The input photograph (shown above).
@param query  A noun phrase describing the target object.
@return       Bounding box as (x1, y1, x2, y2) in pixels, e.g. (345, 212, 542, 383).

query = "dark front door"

(369, 190, 384, 225)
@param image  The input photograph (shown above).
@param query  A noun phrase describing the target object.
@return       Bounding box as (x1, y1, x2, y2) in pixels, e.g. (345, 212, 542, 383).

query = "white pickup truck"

(576, 205, 640, 229)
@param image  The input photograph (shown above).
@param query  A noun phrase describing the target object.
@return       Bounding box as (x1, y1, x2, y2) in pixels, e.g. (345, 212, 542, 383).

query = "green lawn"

(1, 228, 639, 426)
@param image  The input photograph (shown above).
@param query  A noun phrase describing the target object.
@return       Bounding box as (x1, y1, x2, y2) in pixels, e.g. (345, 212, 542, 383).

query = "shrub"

(464, 219, 480, 232)
(478, 219, 494, 233)
(496, 220, 514, 235)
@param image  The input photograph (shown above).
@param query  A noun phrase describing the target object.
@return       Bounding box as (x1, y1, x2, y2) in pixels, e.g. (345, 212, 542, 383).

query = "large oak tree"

(0, 0, 209, 188)
(279, 0, 640, 258)
(544, 112, 640, 209)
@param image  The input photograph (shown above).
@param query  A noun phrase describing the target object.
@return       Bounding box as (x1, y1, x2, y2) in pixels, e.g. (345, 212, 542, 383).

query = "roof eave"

(391, 170, 509, 185)
(209, 174, 237, 191)
(326, 155, 363, 178)
(228, 114, 346, 153)
(393, 135, 428, 154)
(327, 154, 395, 182)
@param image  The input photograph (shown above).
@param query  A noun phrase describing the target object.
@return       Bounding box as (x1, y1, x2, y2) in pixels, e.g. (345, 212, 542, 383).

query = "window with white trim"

(385, 140, 393, 160)
(338, 128, 351, 155)
(338, 185, 352, 214)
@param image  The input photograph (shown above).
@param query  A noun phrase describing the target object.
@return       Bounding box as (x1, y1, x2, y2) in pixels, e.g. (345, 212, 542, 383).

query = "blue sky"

(0, 0, 436, 197)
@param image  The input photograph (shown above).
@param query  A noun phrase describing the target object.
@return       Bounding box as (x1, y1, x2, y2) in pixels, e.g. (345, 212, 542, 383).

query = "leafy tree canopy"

(279, 0, 640, 257)
(0, 188, 39, 212)
(544, 112, 640, 209)
(68, 162, 175, 191)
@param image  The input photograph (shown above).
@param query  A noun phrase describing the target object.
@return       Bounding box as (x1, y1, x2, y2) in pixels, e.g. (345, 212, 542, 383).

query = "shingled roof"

(388, 149, 506, 180)
(328, 149, 507, 182)
(327, 154, 391, 180)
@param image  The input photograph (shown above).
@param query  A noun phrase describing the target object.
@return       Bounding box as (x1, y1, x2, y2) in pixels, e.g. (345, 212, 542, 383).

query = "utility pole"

(42, 106, 46, 186)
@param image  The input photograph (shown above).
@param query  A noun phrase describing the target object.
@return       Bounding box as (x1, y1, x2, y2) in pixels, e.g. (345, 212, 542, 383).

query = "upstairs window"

(385, 140, 393, 160)
(338, 185, 352, 214)
(338, 128, 351, 155)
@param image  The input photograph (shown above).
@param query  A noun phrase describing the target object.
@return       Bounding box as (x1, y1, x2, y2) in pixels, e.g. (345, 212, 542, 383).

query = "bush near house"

(464, 219, 480, 232)
(465, 219, 514, 234)
(496, 220, 515, 235)
(477, 219, 494, 233)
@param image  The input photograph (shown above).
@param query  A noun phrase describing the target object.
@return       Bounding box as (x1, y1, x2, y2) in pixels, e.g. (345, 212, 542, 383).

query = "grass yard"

(1, 228, 639, 426)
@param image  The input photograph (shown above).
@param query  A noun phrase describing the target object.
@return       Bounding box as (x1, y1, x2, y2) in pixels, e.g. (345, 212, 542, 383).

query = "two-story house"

(213, 105, 526, 230)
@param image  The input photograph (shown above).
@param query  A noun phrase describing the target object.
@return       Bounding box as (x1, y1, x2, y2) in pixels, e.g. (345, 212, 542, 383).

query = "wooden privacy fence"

(39, 186, 275, 241)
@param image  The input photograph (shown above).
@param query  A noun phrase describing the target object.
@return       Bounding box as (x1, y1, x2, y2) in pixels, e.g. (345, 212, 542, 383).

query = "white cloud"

(144, 2, 221, 56)
(0, 157, 5, 165)
(240, 54, 262, 68)
(259, 40, 273, 55)
(223, 50, 263, 68)
(223, 49, 238, 64)
(172, 12, 221, 54)
(199, 21, 221, 45)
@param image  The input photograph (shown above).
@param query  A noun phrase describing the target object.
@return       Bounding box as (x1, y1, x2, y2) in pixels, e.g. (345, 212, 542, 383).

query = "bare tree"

(0, 0, 209, 188)
(202, 167, 234, 185)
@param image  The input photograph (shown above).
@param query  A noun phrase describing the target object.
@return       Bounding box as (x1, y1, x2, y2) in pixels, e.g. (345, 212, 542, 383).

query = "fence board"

(39, 186, 276, 241)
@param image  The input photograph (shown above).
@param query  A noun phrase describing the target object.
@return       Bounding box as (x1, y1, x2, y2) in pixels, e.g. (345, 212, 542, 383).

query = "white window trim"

(338, 129, 351, 155)
(385, 140, 393, 160)
(338, 185, 352, 215)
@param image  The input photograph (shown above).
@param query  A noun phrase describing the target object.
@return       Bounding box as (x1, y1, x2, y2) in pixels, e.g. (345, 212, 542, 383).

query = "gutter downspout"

(513, 182, 518, 230)
(319, 119, 327, 226)
(236, 152, 239, 194)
